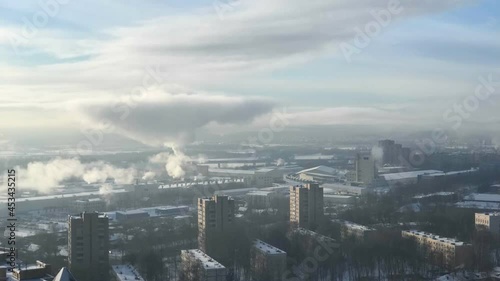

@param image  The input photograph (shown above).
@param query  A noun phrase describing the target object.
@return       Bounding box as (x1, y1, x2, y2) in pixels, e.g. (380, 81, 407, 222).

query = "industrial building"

(208, 166, 302, 188)
(68, 212, 109, 281)
(402, 230, 473, 269)
(180, 249, 227, 281)
(198, 195, 235, 255)
(251, 240, 287, 281)
(290, 184, 324, 229)
(475, 213, 500, 234)
(72, 198, 106, 213)
(0, 188, 128, 217)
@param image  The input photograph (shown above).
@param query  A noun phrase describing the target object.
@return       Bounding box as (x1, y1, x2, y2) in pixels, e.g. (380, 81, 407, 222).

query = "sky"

(0, 0, 499, 147)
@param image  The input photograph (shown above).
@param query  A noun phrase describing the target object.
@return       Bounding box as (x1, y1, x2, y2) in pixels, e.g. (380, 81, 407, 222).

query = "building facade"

(198, 195, 235, 255)
(290, 184, 324, 229)
(402, 230, 473, 269)
(475, 212, 500, 234)
(251, 240, 287, 281)
(68, 212, 109, 281)
(180, 249, 227, 281)
(355, 153, 377, 185)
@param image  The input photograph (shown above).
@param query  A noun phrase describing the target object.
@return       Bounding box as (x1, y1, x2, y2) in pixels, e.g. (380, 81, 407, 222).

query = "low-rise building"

(10, 261, 53, 281)
(180, 249, 227, 281)
(252, 240, 286, 281)
(337, 220, 379, 242)
(73, 198, 106, 213)
(402, 230, 473, 269)
(475, 212, 500, 234)
(246, 190, 276, 208)
(324, 195, 355, 205)
(112, 264, 145, 281)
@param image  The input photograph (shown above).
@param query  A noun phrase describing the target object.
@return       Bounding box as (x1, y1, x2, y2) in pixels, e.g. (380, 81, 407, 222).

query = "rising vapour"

(17, 158, 138, 193)
(371, 146, 384, 165)
(149, 147, 192, 179)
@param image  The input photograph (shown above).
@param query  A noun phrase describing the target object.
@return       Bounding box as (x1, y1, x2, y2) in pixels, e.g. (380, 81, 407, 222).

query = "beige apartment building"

(290, 183, 324, 229)
(68, 212, 109, 281)
(475, 212, 500, 234)
(198, 195, 235, 255)
(402, 230, 473, 269)
(251, 240, 287, 281)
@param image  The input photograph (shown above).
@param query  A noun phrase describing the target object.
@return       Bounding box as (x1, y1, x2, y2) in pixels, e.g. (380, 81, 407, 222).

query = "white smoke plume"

(142, 171, 156, 181)
(276, 158, 286, 166)
(99, 183, 114, 205)
(149, 147, 192, 179)
(371, 146, 384, 165)
(17, 158, 137, 193)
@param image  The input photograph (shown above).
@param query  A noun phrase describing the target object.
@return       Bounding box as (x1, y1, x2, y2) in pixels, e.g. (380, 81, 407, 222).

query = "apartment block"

(337, 220, 379, 242)
(180, 249, 227, 281)
(290, 183, 324, 229)
(402, 230, 473, 269)
(475, 212, 500, 234)
(251, 240, 286, 281)
(198, 195, 235, 255)
(68, 212, 109, 281)
(355, 153, 377, 185)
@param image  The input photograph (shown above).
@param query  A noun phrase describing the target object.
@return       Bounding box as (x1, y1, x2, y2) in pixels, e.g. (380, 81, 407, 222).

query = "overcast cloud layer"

(0, 0, 499, 139)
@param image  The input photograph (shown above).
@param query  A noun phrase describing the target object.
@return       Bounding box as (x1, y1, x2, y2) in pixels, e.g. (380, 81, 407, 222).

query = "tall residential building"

(402, 230, 473, 269)
(355, 153, 377, 185)
(180, 249, 227, 281)
(198, 195, 235, 255)
(251, 240, 287, 281)
(68, 212, 109, 281)
(290, 183, 324, 229)
(475, 212, 500, 234)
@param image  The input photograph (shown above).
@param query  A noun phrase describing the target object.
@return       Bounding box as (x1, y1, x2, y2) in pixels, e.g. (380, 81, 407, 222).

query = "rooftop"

(0, 189, 128, 204)
(476, 212, 500, 217)
(182, 249, 226, 270)
(254, 240, 286, 255)
(382, 170, 443, 181)
(403, 230, 469, 246)
(339, 220, 375, 231)
(464, 193, 500, 203)
(112, 264, 145, 281)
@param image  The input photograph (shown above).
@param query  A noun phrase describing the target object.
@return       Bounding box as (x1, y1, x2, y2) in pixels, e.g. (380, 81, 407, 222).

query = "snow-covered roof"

(298, 165, 336, 175)
(254, 240, 286, 255)
(382, 170, 443, 181)
(403, 230, 469, 246)
(182, 249, 226, 270)
(112, 265, 145, 281)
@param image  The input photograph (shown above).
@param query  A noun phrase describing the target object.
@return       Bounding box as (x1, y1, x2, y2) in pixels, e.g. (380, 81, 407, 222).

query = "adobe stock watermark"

(75, 65, 168, 155)
(10, 0, 72, 56)
(339, 0, 403, 63)
(402, 70, 500, 168)
(242, 108, 290, 148)
(213, 0, 241, 19)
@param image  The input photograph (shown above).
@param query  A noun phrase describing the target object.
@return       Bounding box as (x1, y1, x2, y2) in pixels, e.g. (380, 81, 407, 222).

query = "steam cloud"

(17, 158, 138, 193)
(75, 91, 274, 179)
(371, 146, 384, 165)
(75, 91, 275, 146)
(149, 148, 192, 179)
